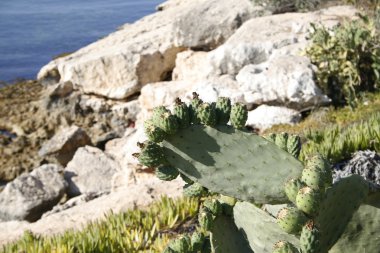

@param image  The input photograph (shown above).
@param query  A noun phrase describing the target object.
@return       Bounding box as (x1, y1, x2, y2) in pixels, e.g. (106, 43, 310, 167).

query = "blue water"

(0, 0, 164, 83)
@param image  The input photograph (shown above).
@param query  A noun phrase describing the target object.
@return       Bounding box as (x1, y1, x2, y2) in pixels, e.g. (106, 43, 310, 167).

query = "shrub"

(305, 14, 380, 107)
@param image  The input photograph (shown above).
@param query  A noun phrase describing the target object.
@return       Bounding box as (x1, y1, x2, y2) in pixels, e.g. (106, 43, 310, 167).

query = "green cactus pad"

(286, 135, 301, 158)
(155, 164, 179, 181)
(203, 198, 223, 216)
(191, 231, 206, 252)
(156, 111, 179, 135)
(210, 215, 253, 253)
(162, 125, 304, 204)
(168, 235, 191, 253)
(199, 208, 215, 231)
(272, 241, 300, 253)
(215, 97, 231, 125)
(230, 103, 248, 129)
(234, 201, 300, 253)
(276, 207, 307, 235)
(295, 187, 321, 216)
(316, 175, 370, 252)
(173, 98, 191, 129)
(198, 103, 217, 126)
(183, 182, 207, 197)
(274, 133, 288, 151)
(329, 192, 380, 253)
(144, 120, 166, 143)
(300, 221, 321, 253)
(284, 178, 304, 204)
(137, 141, 167, 168)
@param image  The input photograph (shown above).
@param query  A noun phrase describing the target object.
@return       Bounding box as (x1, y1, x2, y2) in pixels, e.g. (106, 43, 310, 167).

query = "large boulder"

(37, 0, 265, 100)
(64, 146, 121, 197)
(38, 125, 92, 166)
(0, 164, 67, 222)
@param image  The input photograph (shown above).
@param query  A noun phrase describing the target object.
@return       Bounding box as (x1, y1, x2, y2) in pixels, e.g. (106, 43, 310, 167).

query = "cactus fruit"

(276, 207, 308, 235)
(190, 92, 203, 124)
(295, 187, 321, 216)
(275, 132, 289, 151)
(203, 199, 223, 216)
(305, 154, 332, 188)
(183, 183, 207, 197)
(152, 106, 170, 124)
(215, 97, 231, 125)
(173, 98, 191, 129)
(155, 164, 179, 181)
(273, 241, 300, 253)
(144, 120, 166, 143)
(301, 166, 327, 190)
(198, 102, 217, 126)
(155, 111, 179, 135)
(230, 103, 248, 129)
(199, 208, 215, 231)
(300, 221, 321, 253)
(191, 231, 206, 252)
(136, 141, 166, 168)
(168, 234, 191, 253)
(286, 135, 301, 158)
(284, 178, 304, 204)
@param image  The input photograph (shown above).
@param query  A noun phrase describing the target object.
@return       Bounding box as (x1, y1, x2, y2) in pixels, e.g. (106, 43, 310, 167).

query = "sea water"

(0, 0, 164, 84)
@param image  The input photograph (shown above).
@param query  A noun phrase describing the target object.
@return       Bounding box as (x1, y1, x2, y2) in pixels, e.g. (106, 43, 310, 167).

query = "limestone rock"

(246, 105, 301, 131)
(237, 56, 330, 110)
(37, 0, 264, 100)
(38, 125, 92, 166)
(172, 50, 212, 81)
(64, 146, 121, 197)
(0, 176, 184, 246)
(0, 164, 67, 222)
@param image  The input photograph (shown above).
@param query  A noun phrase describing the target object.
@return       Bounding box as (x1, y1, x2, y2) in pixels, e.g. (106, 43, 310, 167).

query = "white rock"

(0, 176, 184, 246)
(38, 125, 92, 166)
(64, 146, 121, 196)
(0, 164, 67, 222)
(236, 55, 330, 110)
(37, 0, 264, 100)
(246, 105, 301, 131)
(172, 50, 213, 81)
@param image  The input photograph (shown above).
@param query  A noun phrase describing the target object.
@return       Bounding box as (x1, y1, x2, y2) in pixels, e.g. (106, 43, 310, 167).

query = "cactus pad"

(295, 187, 321, 216)
(234, 201, 300, 253)
(300, 220, 321, 253)
(276, 207, 307, 235)
(284, 178, 304, 204)
(162, 125, 304, 204)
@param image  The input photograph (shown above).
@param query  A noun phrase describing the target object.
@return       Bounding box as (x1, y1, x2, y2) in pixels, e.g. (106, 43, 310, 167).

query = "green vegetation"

(1, 196, 199, 253)
(304, 14, 380, 107)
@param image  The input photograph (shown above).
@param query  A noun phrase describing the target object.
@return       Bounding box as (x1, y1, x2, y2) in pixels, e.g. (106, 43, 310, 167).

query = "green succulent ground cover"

(1, 196, 199, 253)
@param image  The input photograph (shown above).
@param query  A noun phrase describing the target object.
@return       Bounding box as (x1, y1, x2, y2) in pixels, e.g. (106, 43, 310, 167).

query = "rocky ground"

(0, 0, 361, 246)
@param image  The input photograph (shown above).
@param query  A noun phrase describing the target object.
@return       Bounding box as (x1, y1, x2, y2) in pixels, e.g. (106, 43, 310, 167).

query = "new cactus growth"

(190, 92, 203, 124)
(301, 166, 327, 190)
(173, 98, 191, 129)
(191, 231, 206, 252)
(136, 141, 166, 168)
(199, 208, 214, 231)
(183, 182, 207, 197)
(305, 154, 332, 188)
(144, 120, 166, 143)
(273, 241, 300, 253)
(215, 97, 231, 125)
(203, 198, 223, 216)
(230, 102, 248, 129)
(284, 178, 304, 204)
(276, 207, 308, 235)
(300, 220, 321, 253)
(286, 135, 301, 158)
(275, 132, 289, 151)
(168, 235, 191, 253)
(198, 102, 217, 126)
(295, 187, 322, 216)
(155, 164, 179, 181)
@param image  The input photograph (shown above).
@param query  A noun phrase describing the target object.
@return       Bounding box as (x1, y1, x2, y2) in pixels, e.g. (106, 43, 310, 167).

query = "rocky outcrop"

(0, 164, 66, 222)
(64, 146, 121, 196)
(37, 0, 265, 100)
(38, 125, 92, 166)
